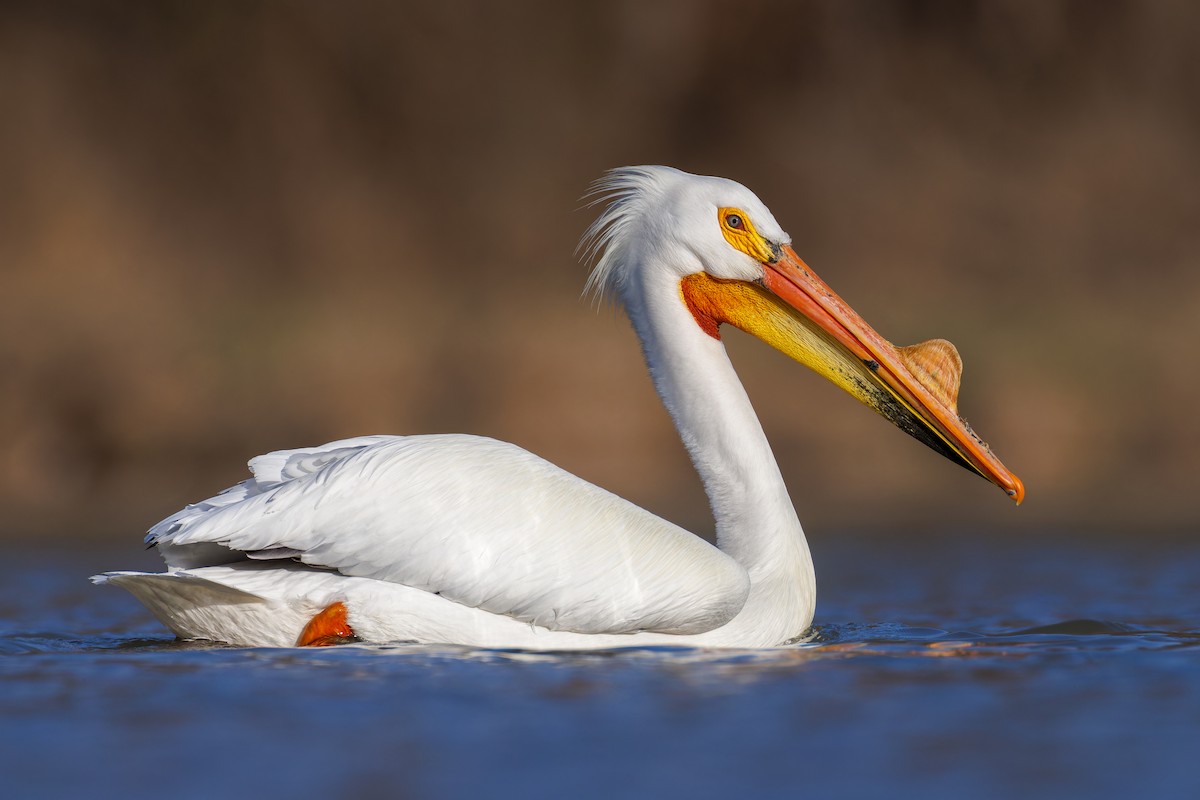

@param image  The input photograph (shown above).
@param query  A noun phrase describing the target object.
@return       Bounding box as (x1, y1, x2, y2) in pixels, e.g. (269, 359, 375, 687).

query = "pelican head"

(583, 166, 1024, 503)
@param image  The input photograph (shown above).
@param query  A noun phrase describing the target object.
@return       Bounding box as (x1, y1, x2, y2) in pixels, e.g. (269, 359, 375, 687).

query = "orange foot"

(297, 601, 360, 647)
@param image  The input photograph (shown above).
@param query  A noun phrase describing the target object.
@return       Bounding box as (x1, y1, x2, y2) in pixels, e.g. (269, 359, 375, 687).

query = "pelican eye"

(718, 206, 774, 263)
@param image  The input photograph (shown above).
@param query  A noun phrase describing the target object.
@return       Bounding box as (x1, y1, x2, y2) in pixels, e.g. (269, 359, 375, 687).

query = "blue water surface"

(1, 533, 1198, 799)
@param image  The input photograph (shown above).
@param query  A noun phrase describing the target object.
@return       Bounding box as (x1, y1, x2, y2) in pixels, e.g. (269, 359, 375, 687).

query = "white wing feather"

(148, 434, 750, 636)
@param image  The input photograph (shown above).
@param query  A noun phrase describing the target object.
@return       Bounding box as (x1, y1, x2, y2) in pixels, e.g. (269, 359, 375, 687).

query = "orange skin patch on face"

(680, 272, 781, 341)
(680, 275, 724, 339)
(296, 601, 359, 647)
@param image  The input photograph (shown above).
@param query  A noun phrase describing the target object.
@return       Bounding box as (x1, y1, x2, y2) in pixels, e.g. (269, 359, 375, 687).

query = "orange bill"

(680, 244, 1024, 503)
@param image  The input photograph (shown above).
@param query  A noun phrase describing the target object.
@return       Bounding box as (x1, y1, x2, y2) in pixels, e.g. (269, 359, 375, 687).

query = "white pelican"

(95, 166, 1023, 649)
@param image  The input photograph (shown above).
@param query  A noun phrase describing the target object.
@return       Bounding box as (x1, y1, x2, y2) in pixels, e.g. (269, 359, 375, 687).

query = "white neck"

(620, 270, 814, 584)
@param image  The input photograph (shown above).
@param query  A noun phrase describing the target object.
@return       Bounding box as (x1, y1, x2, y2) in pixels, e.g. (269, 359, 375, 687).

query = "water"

(2, 534, 1198, 799)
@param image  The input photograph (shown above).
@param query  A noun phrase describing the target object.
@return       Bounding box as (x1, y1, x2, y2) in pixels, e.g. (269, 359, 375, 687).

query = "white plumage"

(96, 165, 1020, 649)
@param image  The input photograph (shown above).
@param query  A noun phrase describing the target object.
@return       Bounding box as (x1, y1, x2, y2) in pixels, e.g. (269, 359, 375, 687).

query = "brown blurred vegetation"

(2, 0, 1198, 542)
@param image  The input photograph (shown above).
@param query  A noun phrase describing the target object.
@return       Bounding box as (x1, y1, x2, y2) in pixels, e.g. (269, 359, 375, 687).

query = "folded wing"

(149, 434, 750, 636)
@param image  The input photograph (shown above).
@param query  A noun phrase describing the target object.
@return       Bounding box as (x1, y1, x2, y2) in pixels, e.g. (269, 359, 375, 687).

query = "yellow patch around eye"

(718, 207, 776, 264)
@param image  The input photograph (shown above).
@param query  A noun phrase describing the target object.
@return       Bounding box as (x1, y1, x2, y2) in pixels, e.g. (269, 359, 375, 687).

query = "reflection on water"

(1, 534, 1198, 799)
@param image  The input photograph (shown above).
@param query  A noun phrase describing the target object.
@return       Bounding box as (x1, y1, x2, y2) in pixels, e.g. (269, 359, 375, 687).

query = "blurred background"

(2, 0, 1197, 544)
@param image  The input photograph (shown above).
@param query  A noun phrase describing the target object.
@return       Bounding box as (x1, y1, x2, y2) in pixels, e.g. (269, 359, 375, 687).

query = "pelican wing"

(149, 434, 751, 636)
